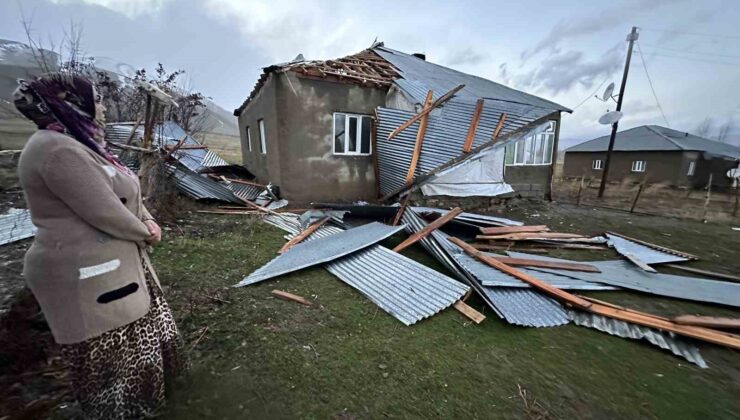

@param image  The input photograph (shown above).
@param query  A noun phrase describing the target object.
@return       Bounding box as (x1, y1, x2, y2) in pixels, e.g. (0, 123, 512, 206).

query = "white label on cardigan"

(79, 259, 121, 280)
(103, 165, 117, 177)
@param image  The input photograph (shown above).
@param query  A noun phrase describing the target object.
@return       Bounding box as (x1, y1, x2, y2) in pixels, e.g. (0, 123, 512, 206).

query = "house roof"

(566, 125, 740, 160)
(233, 43, 570, 116)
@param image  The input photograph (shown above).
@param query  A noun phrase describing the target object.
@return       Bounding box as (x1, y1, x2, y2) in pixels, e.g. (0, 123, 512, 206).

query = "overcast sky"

(2, 0, 740, 146)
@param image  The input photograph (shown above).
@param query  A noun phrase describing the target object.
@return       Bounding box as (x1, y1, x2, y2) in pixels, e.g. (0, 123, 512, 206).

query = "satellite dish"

(602, 83, 615, 101)
(727, 168, 740, 178)
(598, 111, 623, 125)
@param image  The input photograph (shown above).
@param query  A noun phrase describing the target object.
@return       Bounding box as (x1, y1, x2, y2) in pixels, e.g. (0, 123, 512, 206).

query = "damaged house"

(233, 43, 570, 203)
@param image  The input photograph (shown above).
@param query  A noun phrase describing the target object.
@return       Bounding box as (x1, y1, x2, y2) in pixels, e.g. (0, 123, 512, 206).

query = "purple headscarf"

(13, 73, 134, 176)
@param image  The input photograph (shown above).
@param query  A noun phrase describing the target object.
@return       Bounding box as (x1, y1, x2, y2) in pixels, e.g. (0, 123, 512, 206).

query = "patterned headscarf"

(13, 73, 134, 176)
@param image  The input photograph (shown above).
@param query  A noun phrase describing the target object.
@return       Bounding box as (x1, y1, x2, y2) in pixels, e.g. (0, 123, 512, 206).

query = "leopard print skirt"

(60, 257, 188, 419)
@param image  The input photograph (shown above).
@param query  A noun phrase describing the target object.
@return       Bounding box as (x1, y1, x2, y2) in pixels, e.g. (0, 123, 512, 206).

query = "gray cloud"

(441, 47, 487, 66)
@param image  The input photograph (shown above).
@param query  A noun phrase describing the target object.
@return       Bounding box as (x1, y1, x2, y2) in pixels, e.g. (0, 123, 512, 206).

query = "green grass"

(151, 206, 740, 419)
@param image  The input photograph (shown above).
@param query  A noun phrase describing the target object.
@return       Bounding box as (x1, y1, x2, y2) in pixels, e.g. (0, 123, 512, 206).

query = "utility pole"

(598, 26, 639, 198)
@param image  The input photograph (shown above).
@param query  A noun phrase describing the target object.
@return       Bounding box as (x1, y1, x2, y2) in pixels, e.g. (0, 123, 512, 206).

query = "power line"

(571, 76, 610, 111)
(635, 41, 670, 127)
(641, 27, 740, 41)
(637, 50, 740, 66)
(639, 42, 740, 60)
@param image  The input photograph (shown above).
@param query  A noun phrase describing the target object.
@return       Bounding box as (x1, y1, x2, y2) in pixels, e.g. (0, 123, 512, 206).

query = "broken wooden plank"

(452, 238, 740, 350)
(449, 237, 592, 309)
(491, 256, 601, 273)
(387, 84, 465, 140)
(490, 112, 507, 141)
(393, 207, 463, 252)
(453, 300, 486, 324)
(462, 99, 484, 153)
(663, 264, 740, 282)
(271, 290, 313, 306)
(476, 232, 586, 241)
(624, 253, 657, 272)
(392, 194, 411, 226)
(479, 225, 549, 235)
(673, 315, 740, 330)
(405, 90, 434, 185)
(278, 217, 330, 254)
(606, 231, 699, 260)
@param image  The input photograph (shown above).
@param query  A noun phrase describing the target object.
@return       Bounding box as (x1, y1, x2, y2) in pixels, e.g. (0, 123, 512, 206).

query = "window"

(333, 113, 372, 155)
(631, 160, 646, 172)
(258, 119, 266, 154)
(246, 126, 252, 152)
(592, 159, 603, 170)
(505, 121, 556, 166)
(687, 160, 696, 176)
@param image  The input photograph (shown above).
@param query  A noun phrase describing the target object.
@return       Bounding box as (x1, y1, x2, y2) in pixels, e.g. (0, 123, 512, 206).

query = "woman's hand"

(144, 220, 162, 245)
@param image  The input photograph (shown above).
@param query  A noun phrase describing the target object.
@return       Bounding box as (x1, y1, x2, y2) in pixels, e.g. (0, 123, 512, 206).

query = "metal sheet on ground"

(606, 233, 688, 264)
(235, 222, 404, 287)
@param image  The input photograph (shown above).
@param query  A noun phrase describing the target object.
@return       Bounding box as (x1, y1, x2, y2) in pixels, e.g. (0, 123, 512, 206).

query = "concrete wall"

(237, 73, 282, 186)
(504, 165, 552, 198)
(273, 73, 386, 203)
(563, 151, 685, 185)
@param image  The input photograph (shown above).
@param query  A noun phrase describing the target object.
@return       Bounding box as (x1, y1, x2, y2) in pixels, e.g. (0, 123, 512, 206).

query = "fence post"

(630, 181, 646, 213)
(576, 176, 585, 206)
(703, 173, 713, 222)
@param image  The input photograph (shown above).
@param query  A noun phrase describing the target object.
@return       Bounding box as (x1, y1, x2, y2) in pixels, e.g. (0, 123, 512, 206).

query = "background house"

(563, 125, 740, 188)
(234, 43, 570, 203)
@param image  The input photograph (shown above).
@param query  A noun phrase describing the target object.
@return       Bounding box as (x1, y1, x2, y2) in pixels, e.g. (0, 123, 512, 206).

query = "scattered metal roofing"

(508, 252, 740, 308)
(412, 206, 522, 227)
(235, 222, 405, 287)
(373, 46, 570, 112)
(375, 105, 556, 196)
(0, 208, 36, 246)
(450, 252, 616, 291)
(225, 182, 264, 201)
(261, 214, 469, 325)
(605, 233, 691, 264)
(569, 311, 707, 368)
(401, 208, 570, 328)
(164, 165, 243, 203)
(566, 125, 740, 160)
(201, 150, 231, 167)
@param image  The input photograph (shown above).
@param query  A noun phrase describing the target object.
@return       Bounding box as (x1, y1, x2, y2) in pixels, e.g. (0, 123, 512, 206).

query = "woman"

(15, 73, 187, 419)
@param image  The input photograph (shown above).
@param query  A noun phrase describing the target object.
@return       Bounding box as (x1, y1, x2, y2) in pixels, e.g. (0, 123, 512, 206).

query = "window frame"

(246, 125, 252, 152)
(332, 112, 373, 156)
(592, 159, 603, 170)
(631, 160, 646, 172)
(687, 160, 696, 176)
(258, 119, 266, 155)
(505, 120, 556, 166)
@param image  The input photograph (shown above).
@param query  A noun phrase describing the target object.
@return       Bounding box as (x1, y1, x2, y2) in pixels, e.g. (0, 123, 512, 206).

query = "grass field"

(150, 202, 740, 419)
(0, 117, 35, 151)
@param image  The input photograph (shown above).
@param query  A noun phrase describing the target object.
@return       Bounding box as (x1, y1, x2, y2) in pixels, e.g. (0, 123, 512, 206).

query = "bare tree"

(695, 117, 714, 138)
(716, 120, 733, 143)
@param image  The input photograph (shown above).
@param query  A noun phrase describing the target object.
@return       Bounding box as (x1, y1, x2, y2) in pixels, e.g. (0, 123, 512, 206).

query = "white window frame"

(258, 119, 266, 155)
(505, 121, 556, 166)
(246, 126, 252, 152)
(687, 160, 696, 176)
(592, 159, 603, 170)
(631, 160, 646, 172)
(332, 112, 373, 156)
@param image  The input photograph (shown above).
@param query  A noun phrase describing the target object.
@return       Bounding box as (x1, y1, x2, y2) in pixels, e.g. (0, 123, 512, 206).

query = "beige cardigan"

(18, 130, 160, 344)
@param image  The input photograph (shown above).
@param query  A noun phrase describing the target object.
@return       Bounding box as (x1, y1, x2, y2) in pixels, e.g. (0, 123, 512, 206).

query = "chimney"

(412, 52, 426, 61)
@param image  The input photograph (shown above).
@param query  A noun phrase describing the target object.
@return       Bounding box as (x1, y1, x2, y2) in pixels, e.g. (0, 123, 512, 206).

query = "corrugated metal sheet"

(225, 182, 263, 201)
(605, 233, 689, 264)
(165, 165, 243, 203)
(0, 208, 36, 246)
(508, 252, 740, 308)
(376, 105, 554, 196)
(261, 214, 470, 325)
(235, 222, 405, 287)
(201, 150, 231, 167)
(412, 206, 522, 227)
(401, 209, 570, 327)
(450, 252, 616, 290)
(569, 311, 707, 368)
(374, 46, 570, 112)
(567, 125, 740, 160)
